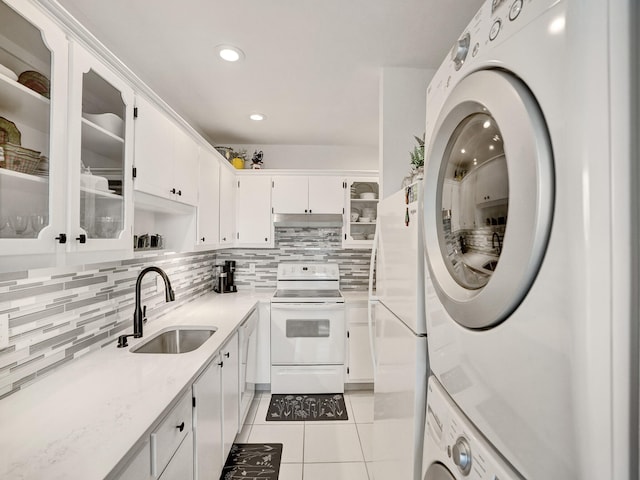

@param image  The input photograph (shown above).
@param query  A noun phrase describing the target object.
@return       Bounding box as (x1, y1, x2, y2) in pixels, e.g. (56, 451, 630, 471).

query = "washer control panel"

(424, 377, 523, 479)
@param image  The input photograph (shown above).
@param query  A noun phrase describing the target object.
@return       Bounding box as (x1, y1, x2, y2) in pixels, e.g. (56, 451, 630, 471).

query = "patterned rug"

(220, 443, 282, 480)
(266, 393, 348, 421)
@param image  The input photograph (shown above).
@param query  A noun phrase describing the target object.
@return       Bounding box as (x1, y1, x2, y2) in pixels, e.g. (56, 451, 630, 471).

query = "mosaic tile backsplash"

(0, 226, 371, 399)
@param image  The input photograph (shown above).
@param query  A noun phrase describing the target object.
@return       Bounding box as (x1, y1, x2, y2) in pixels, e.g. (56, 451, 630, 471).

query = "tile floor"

(235, 390, 374, 480)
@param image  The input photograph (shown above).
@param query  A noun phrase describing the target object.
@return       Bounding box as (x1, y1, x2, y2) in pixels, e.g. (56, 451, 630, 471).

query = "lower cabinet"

(221, 333, 240, 461)
(151, 391, 193, 479)
(158, 432, 193, 480)
(193, 358, 223, 480)
(346, 300, 375, 384)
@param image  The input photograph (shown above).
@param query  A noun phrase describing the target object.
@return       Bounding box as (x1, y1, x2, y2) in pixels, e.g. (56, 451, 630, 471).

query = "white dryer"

(423, 376, 521, 480)
(422, 0, 637, 478)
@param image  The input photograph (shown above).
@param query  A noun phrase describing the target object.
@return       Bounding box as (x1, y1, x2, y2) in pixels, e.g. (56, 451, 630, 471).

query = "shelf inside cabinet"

(80, 186, 121, 199)
(0, 73, 50, 132)
(81, 118, 124, 158)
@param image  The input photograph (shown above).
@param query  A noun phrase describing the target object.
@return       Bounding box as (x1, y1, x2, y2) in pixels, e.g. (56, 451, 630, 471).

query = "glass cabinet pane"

(78, 69, 125, 240)
(347, 180, 379, 242)
(0, 1, 51, 239)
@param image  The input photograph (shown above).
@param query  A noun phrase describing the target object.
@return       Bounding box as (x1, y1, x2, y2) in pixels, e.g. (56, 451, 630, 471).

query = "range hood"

(273, 213, 343, 227)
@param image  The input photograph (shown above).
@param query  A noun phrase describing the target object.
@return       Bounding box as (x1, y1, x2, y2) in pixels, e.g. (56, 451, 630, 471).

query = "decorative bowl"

(359, 216, 371, 223)
(18, 70, 50, 98)
(359, 192, 378, 200)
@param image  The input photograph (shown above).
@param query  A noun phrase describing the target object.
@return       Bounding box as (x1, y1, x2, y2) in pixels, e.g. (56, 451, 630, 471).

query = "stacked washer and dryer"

(421, 0, 638, 479)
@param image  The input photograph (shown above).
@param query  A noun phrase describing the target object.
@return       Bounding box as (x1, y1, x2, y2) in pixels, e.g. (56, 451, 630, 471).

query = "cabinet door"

(308, 175, 344, 214)
(344, 177, 378, 247)
(193, 358, 223, 480)
(196, 149, 220, 247)
(460, 173, 476, 228)
(67, 41, 134, 253)
(236, 176, 272, 246)
(272, 175, 307, 214)
(158, 432, 193, 480)
(218, 166, 235, 245)
(133, 95, 174, 200)
(254, 301, 271, 384)
(347, 323, 375, 383)
(474, 156, 508, 204)
(221, 332, 240, 461)
(171, 126, 198, 206)
(0, 0, 68, 261)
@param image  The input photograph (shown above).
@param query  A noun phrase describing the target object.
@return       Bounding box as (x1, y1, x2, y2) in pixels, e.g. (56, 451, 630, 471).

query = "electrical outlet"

(0, 315, 8, 349)
(249, 263, 256, 273)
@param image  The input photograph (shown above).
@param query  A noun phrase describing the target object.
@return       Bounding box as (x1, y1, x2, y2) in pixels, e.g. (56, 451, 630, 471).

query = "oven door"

(270, 303, 345, 364)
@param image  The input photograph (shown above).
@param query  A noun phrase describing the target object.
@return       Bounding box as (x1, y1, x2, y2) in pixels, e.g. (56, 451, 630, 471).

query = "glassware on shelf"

(8, 215, 30, 236)
(30, 214, 48, 236)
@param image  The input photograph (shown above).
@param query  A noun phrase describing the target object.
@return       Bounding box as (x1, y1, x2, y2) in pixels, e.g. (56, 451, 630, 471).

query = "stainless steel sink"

(131, 327, 217, 354)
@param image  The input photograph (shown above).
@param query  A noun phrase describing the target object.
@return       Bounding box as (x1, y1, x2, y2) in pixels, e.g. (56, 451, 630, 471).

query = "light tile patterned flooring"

(236, 390, 374, 480)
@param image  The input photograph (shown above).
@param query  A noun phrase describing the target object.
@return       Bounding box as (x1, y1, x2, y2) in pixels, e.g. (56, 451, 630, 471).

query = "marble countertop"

(0, 290, 273, 480)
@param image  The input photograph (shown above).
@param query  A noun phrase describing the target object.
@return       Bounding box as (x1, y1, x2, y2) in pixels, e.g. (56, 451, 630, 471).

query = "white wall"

(379, 67, 435, 199)
(224, 144, 378, 170)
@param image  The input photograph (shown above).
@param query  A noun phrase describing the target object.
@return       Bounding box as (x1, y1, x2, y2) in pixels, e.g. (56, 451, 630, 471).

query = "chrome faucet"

(117, 266, 175, 348)
(492, 232, 502, 255)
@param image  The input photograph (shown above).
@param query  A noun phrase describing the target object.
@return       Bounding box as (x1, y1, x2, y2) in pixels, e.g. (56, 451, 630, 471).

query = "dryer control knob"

(452, 437, 472, 475)
(451, 32, 471, 71)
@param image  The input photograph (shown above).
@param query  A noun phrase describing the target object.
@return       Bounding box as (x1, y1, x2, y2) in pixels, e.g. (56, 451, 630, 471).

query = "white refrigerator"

(369, 182, 428, 480)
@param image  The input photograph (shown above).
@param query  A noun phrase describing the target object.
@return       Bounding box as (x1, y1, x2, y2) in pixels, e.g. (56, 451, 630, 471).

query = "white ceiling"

(55, 0, 483, 149)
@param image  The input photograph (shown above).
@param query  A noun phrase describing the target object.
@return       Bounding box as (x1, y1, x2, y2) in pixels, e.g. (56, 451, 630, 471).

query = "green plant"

(410, 133, 425, 170)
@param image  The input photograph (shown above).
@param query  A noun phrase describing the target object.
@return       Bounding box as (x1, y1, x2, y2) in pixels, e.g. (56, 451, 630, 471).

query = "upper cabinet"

(67, 41, 134, 252)
(236, 175, 272, 247)
(0, 0, 68, 258)
(272, 174, 344, 214)
(196, 148, 220, 248)
(219, 165, 236, 245)
(344, 177, 379, 247)
(133, 95, 198, 206)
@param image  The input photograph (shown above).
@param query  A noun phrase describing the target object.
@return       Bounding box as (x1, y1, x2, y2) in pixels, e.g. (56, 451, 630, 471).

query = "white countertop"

(0, 290, 272, 480)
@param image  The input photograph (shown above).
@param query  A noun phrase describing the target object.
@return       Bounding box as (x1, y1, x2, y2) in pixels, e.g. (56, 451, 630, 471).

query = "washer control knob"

(451, 32, 471, 71)
(452, 437, 472, 475)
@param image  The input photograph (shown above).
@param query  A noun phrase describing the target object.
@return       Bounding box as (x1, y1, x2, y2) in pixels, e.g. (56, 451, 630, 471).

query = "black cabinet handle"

(264, 237, 268, 242)
(177, 190, 182, 196)
(224, 352, 230, 358)
(170, 188, 176, 194)
(218, 361, 224, 367)
(76, 234, 86, 244)
(201, 237, 205, 242)
(55, 233, 67, 244)
(176, 421, 185, 432)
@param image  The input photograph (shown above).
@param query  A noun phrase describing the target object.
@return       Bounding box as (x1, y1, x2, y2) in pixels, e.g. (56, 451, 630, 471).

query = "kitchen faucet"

(492, 232, 502, 255)
(117, 266, 175, 348)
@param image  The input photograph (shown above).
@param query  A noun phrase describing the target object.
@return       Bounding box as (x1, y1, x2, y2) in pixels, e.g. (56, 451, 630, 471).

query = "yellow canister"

(232, 157, 245, 169)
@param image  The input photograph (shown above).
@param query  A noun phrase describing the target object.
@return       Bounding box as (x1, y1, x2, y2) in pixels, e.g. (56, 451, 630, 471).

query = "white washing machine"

(422, 0, 637, 478)
(423, 376, 521, 480)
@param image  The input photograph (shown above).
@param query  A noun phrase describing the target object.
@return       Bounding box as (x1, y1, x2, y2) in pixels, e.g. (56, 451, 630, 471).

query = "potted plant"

(402, 133, 425, 186)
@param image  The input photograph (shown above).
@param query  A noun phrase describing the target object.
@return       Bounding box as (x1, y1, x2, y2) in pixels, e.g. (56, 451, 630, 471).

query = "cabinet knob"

(264, 237, 268, 242)
(76, 234, 86, 244)
(177, 190, 182, 196)
(222, 237, 226, 242)
(170, 188, 176, 194)
(176, 421, 185, 432)
(218, 361, 224, 367)
(201, 237, 205, 242)
(224, 352, 230, 358)
(55, 233, 67, 244)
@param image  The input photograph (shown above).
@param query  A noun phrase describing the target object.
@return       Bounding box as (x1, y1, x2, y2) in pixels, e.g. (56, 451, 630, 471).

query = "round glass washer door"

(423, 69, 554, 330)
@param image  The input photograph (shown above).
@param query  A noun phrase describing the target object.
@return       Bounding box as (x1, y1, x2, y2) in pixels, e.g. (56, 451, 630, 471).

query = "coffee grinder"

(224, 260, 237, 292)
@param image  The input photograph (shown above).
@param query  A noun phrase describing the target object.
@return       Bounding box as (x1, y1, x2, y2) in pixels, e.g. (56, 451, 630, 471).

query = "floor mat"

(220, 443, 282, 480)
(266, 393, 348, 421)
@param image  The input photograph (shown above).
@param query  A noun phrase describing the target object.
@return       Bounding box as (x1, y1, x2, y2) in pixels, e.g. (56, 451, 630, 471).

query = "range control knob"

(452, 437, 472, 475)
(451, 32, 471, 71)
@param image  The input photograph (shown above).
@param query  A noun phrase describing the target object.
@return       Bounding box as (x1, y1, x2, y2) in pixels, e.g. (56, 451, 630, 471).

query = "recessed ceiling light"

(461, 148, 466, 154)
(216, 45, 244, 62)
(250, 113, 266, 121)
(489, 145, 495, 150)
(483, 120, 491, 128)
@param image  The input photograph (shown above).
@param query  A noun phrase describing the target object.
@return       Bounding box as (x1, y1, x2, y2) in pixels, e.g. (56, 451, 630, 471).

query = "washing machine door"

(424, 463, 456, 480)
(423, 69, 553, 329)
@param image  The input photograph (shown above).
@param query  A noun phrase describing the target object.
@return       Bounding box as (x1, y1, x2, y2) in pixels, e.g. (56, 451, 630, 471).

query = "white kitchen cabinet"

(459, 173, 476, 229)
(218, 165, 236, 245)
(474, 156, 508, 205)
(236, 175, 272, 246)
(344, 177, 379, 247)
(193, 359, 223, 480)
(346, 300, 375, 383)
(238, 308, 258, 427)
(67, 41, 134, 253)
(150, 390, 193, 479)
(0, 0, 67, 260)
(158, 432, 193, 480)
(221, 332, 240, 461)
(272, 174, 344, 214)
(196, 148, 220, 248)
(133, 95, 198, 206)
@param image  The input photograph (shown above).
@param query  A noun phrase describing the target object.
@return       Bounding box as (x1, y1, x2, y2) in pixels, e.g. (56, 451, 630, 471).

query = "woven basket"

(0, 143, 42, 175)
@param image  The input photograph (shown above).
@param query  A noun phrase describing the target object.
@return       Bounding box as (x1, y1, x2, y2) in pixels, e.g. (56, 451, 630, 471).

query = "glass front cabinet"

(0, 0, 133, 271)
(67, 42, 134, 254)
(344, 177, 379, 247)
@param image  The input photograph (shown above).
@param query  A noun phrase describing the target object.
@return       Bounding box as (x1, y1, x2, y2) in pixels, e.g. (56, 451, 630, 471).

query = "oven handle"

(271, 303, 345, 311)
